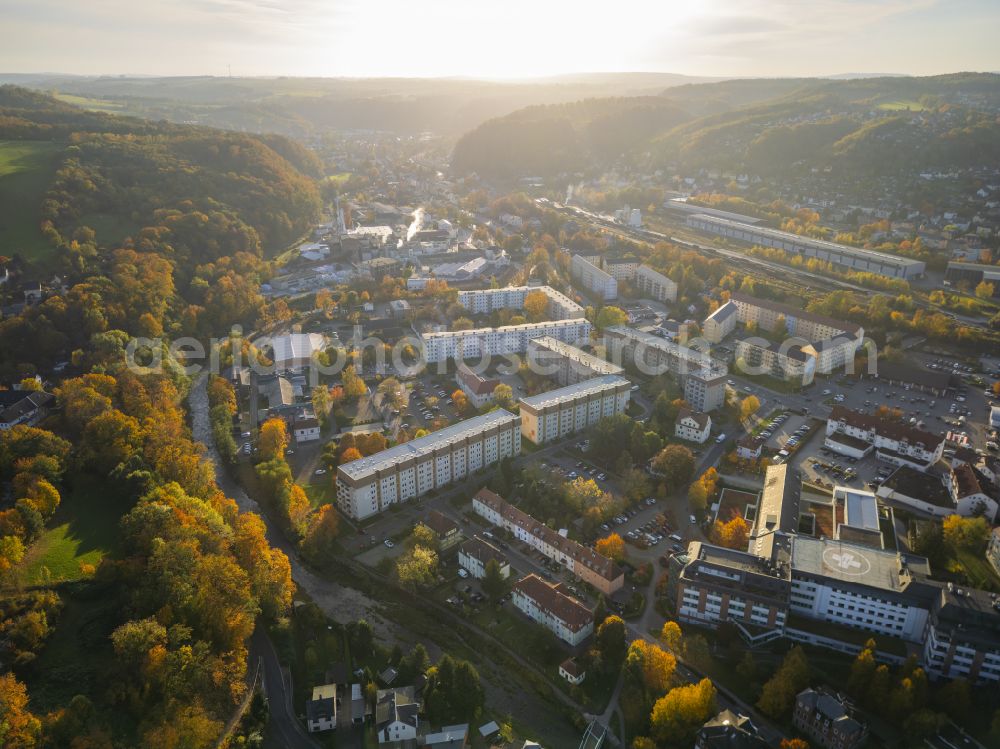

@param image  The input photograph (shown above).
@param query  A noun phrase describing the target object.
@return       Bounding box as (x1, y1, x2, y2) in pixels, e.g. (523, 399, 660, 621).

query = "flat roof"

(519, 375, 629, 411)
(338, 410, 519, 480)
(687, 214, 926, 271)
(528, 336, 624, 375)
(730, 292, 862, 335)
(421, 318, 589, 340)
(605, 325, 728, 376)
(835, 487, 880, 531)
(790, 536, 914, 592)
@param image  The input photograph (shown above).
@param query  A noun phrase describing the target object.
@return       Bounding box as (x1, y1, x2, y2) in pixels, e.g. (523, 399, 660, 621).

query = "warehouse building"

(686, 214, 926, 280)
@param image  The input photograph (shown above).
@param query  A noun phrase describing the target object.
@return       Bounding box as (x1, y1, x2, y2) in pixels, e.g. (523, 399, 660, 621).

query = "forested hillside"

(451, 97, 691, 178)
(0, 87, 309, 748)
(0, 85, 321, 268)
(451, 73, 1000, 179)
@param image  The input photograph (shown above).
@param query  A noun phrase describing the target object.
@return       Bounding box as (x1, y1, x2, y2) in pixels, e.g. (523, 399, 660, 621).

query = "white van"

(715, 433, 727, 443)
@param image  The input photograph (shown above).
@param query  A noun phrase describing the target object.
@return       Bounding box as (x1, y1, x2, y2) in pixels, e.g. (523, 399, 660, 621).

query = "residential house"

(422, 724, 469, 748)
(455, 363, 500, 409)
(703, 302, 737, 344)
(696, 710, 768, 749)
(675, 408, 712, 444)
(294, 415, 321, 443)
(737, 435, 763, 461)
(376, 687, 419, 744)
(417, 510, 462, 551)
(558, 657, 586, 685)
(306, 684, 337, 733)
(0, 390, 54, 431)
(458, 536, 510, 579)
(793, 688, 868, 749)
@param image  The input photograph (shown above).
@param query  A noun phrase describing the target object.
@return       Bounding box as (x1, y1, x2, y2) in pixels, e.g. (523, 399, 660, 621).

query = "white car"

(689, 514, 698, 525)
(384, 539, 394, 548)
(314, 468, 327, 475)
(457, 568, 469, 578)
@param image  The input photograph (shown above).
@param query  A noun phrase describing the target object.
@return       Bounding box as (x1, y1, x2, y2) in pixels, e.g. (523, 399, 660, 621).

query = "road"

(251, 627, 322, 749)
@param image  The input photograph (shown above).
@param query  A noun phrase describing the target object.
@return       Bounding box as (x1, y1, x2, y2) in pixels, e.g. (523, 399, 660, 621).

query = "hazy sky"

(1, 0, 998, 79)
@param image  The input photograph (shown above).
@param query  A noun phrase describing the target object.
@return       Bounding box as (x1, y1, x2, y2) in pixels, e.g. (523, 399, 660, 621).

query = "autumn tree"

(302, 504, 340, 562)
(492, 383, 514, 410)
(780, 739, 810, 749)
(651, 444, 694, 488)
(396, 545, 438, 590)
(595, 533, 625, 562)
(595, 306, 628, 329)
(523, 290, 550, 321)
(710, 513, 751, 550)
(660, 621, 683, 652)
(626, 639, 677, 694)
(757, 646, 809, 719)
(341, 365, 367, 399)
(942, 514, 990, 552)
(650, 678, 716, 745)
(451, 389, 469, 415)
(739, 395, 761, 421)
(595, 615, 628, 671)
(340, 446, 363, 464)
(258, 417, 288, 461)
(0, 673, 41, 748)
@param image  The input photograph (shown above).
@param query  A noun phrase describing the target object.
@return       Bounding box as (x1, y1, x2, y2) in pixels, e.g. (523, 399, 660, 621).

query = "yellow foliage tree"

(258, 418, 288, 462)
(650, 678, 717, 744)
(595, 533, 625, 562)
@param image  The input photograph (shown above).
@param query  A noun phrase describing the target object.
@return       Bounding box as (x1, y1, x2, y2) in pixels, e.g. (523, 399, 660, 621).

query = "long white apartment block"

(571, 255, 618, 300)
(519, 375, 631, 444)
(421, 318, 591, 364)
(335, 410, 521, 520)
(634, 264, 678, 303)
(457, 285, 584, 320)
(526, 335, 624, 386)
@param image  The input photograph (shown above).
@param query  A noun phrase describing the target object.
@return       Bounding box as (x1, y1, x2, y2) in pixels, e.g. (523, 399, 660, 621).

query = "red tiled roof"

(457, 364, 500, 397)
(513, 574, 593, 632)
(473, 489, 623, 582)
(829, 405, 943, 449)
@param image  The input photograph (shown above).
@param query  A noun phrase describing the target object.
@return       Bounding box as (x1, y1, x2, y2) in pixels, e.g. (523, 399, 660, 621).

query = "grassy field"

(19, 482, 130, 586)
(53, 93, 126, 113)
(0, 139, 63, 263)
(878, 99, 928, 111)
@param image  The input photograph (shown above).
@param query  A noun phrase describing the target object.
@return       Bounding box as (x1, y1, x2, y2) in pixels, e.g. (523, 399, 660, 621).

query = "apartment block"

(603, 258, 640, 282)
(511, 574, 594, 646)
(518, 375, 631, 445)
(526, 335, 624, 386)
(703, 301, 737, 344)
(336, 410, 521, 520)
(571, 255, 618, 300)
(421, 318, 591, 364)
(604, 326, 727, 412)
(729, 292, 864, 374)
(473, 488, 624, 594)
(457, 285, 584, 320)
(735, 337, 817, 386)
(633, 264, 678, 303)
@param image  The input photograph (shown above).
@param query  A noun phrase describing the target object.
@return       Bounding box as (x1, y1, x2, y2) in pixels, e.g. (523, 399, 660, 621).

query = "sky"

(1, 0, 999, 79)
